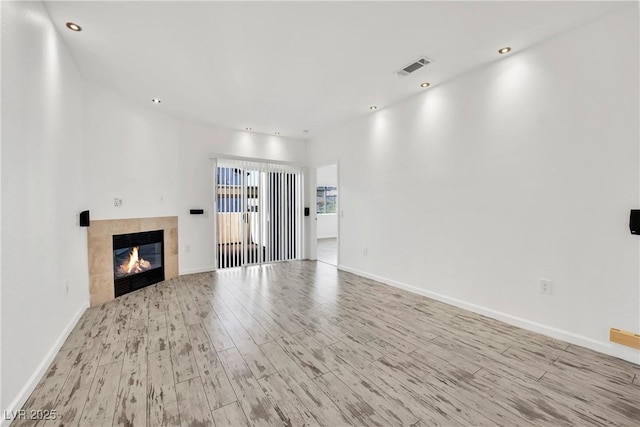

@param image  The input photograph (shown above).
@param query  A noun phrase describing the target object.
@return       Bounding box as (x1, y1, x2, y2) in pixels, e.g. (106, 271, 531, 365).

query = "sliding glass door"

(215, 159, 303, 269)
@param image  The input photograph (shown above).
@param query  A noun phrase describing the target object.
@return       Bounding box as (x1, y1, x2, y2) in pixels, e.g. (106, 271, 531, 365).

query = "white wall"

(1, 0, 89, 413)
(83, 83, 307, 274)
(308, 6, 640, 363)
(317, 164, 338, 187)
(317, 215, 338, 239)
(316, 164, 338, 238)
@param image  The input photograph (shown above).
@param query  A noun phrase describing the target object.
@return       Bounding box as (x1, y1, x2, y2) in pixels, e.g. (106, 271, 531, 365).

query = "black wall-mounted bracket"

(630, 210, 640, 234)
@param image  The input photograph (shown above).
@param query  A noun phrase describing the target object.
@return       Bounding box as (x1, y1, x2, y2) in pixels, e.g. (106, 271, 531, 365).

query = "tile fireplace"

(87, 216, 178, 306)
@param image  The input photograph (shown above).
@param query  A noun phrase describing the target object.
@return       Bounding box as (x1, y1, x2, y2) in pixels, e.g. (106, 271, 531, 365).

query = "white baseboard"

(2, 301, 88, 427)
(179, 266, 216, 275)
(337, 264, 640, 365)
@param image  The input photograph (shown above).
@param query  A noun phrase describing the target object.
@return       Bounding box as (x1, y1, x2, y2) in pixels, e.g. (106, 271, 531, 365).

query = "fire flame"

(118, 246, 151, 276)
(126, 246, 140, 273)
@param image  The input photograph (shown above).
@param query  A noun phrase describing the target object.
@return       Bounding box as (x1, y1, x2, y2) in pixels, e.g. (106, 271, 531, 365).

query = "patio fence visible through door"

(214, 159, 303, 269)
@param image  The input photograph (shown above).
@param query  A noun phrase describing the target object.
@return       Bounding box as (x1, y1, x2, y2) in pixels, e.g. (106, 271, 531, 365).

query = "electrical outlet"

(539, 279, 552, 296)
(185, 244, 191, 253)
(114, 197, 123, 207)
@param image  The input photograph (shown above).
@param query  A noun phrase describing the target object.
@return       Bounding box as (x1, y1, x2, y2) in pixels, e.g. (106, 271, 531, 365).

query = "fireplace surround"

(87, 216, 178, 306)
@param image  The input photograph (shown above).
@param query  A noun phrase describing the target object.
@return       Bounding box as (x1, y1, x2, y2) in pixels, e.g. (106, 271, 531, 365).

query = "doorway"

(215, 159, 303, 269)
(316, 164, 338, 266)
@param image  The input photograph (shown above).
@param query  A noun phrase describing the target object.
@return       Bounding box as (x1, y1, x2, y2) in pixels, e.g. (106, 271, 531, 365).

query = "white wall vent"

(397, 57, 432, 76)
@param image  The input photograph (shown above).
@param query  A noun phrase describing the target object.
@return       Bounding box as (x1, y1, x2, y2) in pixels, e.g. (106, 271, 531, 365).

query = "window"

(316, 186, 337, 214)
(216, 167, 243, 212)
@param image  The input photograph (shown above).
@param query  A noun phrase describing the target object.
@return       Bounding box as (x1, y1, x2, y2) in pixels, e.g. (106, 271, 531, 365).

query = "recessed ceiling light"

(420, 82, 431, 88)
(369, 106, 378, 111)
(498, 47, 512, 54)
(275, 132, 281, 135)
(151, 98, 161, 104)
(245, 127, 252, 131)
(66, 22, 82, 32)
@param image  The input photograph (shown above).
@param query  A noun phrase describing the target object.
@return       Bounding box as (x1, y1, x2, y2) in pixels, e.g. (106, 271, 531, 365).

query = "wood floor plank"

(217, 348, 282, 427)
(186, 323, 237, 410)
(148, 286, 167, 317)
(147, 349, 181, 427)
(129, 316, 148, 338)
(538, 370, 639, 425)
(327, 339, 383, 371)
(79, 361, 123, 427)
(426, 335, 546, 382)
(409, 347, 482, 381)
(175, 378, 214, 427)
(301, 330, 338, 346)
(251, 315, 330, 379)
(288, 308, 351, 343)
(166, 312, 199, 383)
(320, 301, 428, 352)
(346, 357, 467, 426)
(113, 334, 148, 427)
(292, 331, 346, 372)
(148, 312, 168, 354)
(228, 305, 274, 346)
(312, 372, 389, 427)
(60, 307, 101, 350)
(554, 352, 636, 387)
(204, 294, 232, 315)
(563, 344, 640, 379)
(212, 402, 250, 427)
(17, 347, 83, 425)
(99, 307, 132, 366)
(243, 298, 307, 335)
(217, 312, 276, 379)
(258, 341, 310, 383)
(86, 302, 120, 346)
(279, 376, 354, 427)
(328, 362, 419, 426)
(454, 312, 569, 355)
(471, 368, 615, 426)
(201, 311, 236, 351)
(163, 283, 183, 314)
(258, 374, 321, 427)
(366, 338, 412, 359)
(42, 341, 104, 427)
(314, 304, 378, 343)
(374, 356, 496, 426)
(178, 297, 201, 326)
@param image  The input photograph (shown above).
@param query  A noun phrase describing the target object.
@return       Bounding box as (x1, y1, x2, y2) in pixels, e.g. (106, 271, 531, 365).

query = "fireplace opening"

(113, 230, 164, 297)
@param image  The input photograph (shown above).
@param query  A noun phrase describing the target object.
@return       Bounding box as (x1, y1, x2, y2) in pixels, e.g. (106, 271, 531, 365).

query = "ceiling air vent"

(397, 57, 432, 76)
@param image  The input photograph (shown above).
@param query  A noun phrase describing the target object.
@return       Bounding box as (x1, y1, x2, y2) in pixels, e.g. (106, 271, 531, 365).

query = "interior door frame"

(311, 160, 340, 267)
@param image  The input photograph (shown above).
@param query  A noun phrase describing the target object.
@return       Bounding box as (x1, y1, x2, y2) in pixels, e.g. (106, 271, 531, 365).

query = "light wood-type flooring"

(12, 261, 640, 427)
(316, 238, 337, 266)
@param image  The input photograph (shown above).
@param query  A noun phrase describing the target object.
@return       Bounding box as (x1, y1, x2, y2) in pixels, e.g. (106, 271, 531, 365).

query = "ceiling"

(45, 1, 626, 139)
